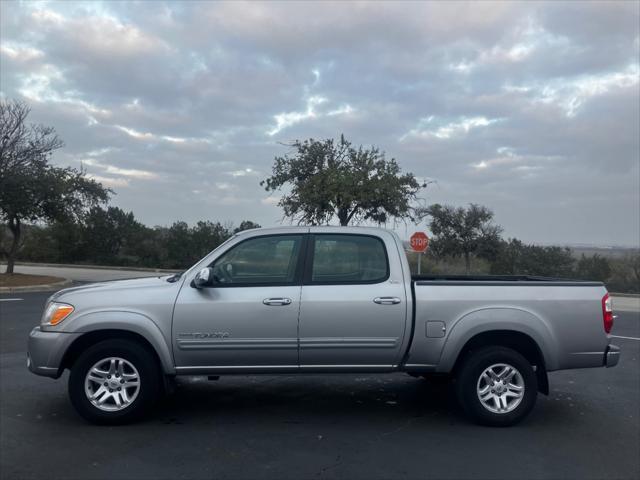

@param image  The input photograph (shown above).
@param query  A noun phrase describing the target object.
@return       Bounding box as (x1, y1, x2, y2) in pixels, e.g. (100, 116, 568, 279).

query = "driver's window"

(210, 235, 303, 286)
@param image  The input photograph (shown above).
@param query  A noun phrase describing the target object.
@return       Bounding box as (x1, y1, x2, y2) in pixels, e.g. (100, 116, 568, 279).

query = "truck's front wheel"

(456, 346, 537, 427)
(68, 339, 161, 425)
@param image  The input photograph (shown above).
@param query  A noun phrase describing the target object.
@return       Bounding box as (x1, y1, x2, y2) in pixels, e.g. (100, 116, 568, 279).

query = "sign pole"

(417, 251, 422, 275)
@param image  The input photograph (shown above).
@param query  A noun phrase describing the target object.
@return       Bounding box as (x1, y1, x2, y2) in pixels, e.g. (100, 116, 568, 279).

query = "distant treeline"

(407, 239, 639, 294)
(3, 206, 260, 270)
(2, 205, 639, 293)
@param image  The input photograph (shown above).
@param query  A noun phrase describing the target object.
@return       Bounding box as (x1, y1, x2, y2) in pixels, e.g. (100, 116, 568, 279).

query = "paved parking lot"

(1, 289, 638, 480)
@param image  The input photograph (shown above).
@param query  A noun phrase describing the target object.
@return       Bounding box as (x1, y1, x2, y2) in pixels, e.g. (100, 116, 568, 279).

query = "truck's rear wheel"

(68, 339, 161, 425)
(456, 346, 537, 427)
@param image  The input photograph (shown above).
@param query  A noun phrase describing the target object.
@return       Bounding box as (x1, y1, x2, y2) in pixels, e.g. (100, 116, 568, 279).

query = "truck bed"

(406, 275, 609, 373)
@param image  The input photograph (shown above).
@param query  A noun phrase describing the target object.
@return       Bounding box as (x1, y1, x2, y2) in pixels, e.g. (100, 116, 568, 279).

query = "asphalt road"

(1, 290, 639, 480)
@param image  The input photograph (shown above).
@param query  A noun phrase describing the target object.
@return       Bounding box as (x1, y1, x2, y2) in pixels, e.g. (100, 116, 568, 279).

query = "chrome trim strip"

(175, 365, 299, 370)
(299, 337, 398, 349)
(175, 364, 395, 370)
(176, 338, 298, 350)
(299, 365, 395, 369)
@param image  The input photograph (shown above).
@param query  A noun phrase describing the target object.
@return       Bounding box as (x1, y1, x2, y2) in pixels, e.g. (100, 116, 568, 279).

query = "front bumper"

(27, 327, 81, 378)
(604, 344, 620, 368)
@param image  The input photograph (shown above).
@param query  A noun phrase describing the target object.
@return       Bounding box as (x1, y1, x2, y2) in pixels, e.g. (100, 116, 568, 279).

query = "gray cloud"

(1, 0, 638, 245)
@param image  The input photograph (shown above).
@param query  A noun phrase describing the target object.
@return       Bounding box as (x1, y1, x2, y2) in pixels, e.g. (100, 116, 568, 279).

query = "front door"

(172, 234, 305, 371)
(298, 233, 407, 369)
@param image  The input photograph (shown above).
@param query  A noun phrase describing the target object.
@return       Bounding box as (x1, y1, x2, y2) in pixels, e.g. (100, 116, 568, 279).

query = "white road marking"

(0, 298, 23, 302)
(611, 335, 640, 341)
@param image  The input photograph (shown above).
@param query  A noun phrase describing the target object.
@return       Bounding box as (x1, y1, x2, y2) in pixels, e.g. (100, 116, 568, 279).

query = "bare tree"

(0, 100, 64, 172)
(0, 99, 109, 273)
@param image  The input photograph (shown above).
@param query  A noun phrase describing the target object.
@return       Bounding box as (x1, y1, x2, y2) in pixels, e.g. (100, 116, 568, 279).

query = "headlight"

(42, 302, 75, 326)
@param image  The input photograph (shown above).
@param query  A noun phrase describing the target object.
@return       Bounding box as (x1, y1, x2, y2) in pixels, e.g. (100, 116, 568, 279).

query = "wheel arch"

(59, 311, 175, 375)
(436, 307, 555, 395)
(439, 307, 556, 366)
(450, 330, 549, 394)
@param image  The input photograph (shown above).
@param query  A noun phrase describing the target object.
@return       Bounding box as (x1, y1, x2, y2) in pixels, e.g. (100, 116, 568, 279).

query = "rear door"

(298, 233, 407, 369)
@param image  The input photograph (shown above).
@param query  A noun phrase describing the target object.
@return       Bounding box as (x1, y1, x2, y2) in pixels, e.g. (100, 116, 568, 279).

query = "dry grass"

(0, 273, 64, 287)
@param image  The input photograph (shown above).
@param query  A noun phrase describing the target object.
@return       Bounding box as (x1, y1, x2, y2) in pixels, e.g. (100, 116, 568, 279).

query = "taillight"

(602, 293, 613, 334)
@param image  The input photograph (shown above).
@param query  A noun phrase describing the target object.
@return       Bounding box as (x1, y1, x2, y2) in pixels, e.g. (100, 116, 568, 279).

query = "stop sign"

(410, 232, 429, 253)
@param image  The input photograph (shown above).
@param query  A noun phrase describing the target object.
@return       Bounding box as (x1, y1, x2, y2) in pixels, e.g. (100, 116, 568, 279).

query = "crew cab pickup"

(27, 226, 620, 426)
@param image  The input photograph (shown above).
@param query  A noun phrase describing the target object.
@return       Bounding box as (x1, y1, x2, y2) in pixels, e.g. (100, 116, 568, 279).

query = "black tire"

(68, 339, 161, 425)
(455, 346, 537, 427)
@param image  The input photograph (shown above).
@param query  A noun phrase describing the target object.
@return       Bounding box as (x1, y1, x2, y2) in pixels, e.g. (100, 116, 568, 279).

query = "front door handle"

(263, 297, 292, 306)
(373, 297, 401, 305)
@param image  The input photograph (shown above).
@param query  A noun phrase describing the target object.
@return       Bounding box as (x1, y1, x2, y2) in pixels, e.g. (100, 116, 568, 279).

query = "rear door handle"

(263, 297, 292, 306)
(373, 297, 401, 305)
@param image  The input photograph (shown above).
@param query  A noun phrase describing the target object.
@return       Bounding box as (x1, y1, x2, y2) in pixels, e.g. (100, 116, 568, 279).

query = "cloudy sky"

(1, 1, 639, 246)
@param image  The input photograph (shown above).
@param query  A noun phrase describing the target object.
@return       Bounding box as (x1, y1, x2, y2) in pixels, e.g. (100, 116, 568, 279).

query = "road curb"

(0, 278, 72, 294)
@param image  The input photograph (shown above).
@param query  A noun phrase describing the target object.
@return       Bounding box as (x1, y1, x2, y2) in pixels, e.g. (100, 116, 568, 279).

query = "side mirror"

(192, 267, 213, 289)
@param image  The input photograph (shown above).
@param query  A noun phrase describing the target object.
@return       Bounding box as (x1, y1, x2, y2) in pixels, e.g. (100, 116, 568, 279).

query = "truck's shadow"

(154, 374, 462, 425)
(149, 374, 583, 429)
(25, 372, 579, 428)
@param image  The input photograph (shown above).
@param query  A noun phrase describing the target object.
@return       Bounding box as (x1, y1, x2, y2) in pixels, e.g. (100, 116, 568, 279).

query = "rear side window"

(210, 235, 303, 286)
(309, 234, 389, 284)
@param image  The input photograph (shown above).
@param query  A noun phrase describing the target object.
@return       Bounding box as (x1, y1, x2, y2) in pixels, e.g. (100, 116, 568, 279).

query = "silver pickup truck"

(27, 226, 620, 426)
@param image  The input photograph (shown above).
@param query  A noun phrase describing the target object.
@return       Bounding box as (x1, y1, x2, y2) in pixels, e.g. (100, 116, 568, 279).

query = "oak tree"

(426, 203, 502, 274)
(261, 135, 422, 226)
